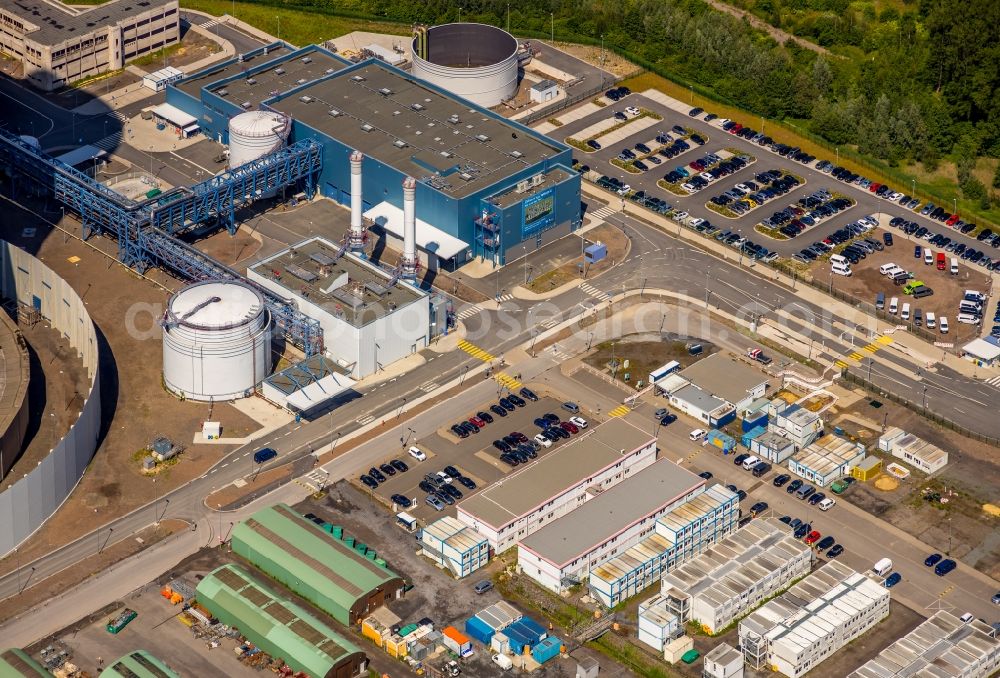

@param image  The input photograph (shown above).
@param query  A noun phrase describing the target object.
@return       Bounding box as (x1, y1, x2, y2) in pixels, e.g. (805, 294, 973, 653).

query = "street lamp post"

(523, 245, 528, 285)
(587, 332, 594, 350)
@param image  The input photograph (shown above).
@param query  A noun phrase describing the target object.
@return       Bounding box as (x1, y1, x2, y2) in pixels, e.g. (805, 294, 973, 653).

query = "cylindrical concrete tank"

(228, 110, 290, 168)
(162, 280, 271, 401)
(411, 23, 519, 107)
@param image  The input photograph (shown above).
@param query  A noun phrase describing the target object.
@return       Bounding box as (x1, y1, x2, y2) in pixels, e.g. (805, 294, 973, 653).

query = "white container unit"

(637, 594, 680, 652)
(162, 280, 271, 401)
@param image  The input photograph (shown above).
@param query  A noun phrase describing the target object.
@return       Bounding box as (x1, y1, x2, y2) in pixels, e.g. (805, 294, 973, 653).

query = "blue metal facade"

(167, 49, 581, 265)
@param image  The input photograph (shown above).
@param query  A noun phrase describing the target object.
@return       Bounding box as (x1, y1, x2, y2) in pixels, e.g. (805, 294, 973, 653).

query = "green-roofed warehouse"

(0, 648, 49, 677)
(231, 503, 404, 625)
(196, 564, 368, 678)
(98, 650, 179, 678)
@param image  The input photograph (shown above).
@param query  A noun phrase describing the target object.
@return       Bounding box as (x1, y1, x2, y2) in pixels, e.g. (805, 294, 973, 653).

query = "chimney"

(348, 150, 366, 255)
(401, 176, 417, 280)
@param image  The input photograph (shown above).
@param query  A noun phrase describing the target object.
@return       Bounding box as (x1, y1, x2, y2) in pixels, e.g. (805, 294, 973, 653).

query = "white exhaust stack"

(348, 150, 366, 255)
(401, 176, 417, 280)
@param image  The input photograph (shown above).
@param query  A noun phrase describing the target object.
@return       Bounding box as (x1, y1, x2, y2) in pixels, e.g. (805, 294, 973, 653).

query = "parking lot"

(365, 392, 593, 522)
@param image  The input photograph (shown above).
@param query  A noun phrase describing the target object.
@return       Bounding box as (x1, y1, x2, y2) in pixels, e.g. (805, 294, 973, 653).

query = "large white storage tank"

(411, 23, 519, 107)
(228, 110, 290, 168)
(162, 280, 271, 401)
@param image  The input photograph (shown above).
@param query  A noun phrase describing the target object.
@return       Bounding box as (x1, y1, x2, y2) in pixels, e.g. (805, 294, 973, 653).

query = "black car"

(490, 404, 508, 417)
(436, 491, 455, 506)
(794, 523, 811, 539)
(493, 440, 511, 452)
(499, 397, 516, 411)
(749, 501, 768, 516)
(444, 465, 461, 478)
(508, 394, 527, 407)
(787, 479, 803, 494)
(519, 387, 539, 401)
(779, 515, 792, 524)
(689, 107, 704, 117)
(808, 492, 826, 505)
(817, 536, 836, 550)
(369, 467, 386, 482)
(442, 484, 463, 499)
(390, 459, 408, 473)
(418, 480, 435, 493)
(586, 139, 602, 150)
(659, 413, 677, 426)
(502, 435, 519, 447)
(543, 413, 560, 424)
(391, 494, 412, 508)
(360, 474, 378, 489)
(379, 463, 396, 477)
(451, 424, 470, 438)
(499, 453, 519, 467)
(548, 426, 570, 440)
(826, 544, 844, 558)
(477, 410, 495, 424)
(698, 471, 713, 479)
(458, 476, 476, 490)
(733, 453, 750, 466)
(773, 473, 791, 487)
(736, 489, 748, 501)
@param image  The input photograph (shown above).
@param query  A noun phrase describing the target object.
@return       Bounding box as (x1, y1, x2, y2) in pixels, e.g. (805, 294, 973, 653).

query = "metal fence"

(519, 82, 612, 126)
(839, 369, 1000, 447)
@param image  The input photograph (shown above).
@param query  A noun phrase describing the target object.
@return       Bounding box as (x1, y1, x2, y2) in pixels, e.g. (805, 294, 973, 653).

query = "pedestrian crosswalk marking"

(495, 373, 521, 390)
(579, 282, 604, 299)
(985, 375, 1000, 387)
(608, 405, 630, 417)
(456, 305, 481, 320)
(495, 293, 513, 302)
(877, 335, 894, 345)
(834, 360, 849, 369)
(863, 344, 879, 353)
(458, 339, 494, 362)
(591, 205, 615, 220)
(849, 352, 864, 361)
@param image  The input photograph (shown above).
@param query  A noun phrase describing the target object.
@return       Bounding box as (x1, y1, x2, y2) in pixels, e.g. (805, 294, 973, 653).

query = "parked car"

(826, 544, 844, 558)
(519, 387, 539, 401)
(474, 580, 494, 595)
(391, 459, 408, 473)
(391, 494, 412, 508)
(884, 572, 902, 588)
(925, 553, 943, 567)
(698, 471, 713, 479)
(935, 559, 957, 576)
(804, 530, 821, 545)
(562, 401, 580, 413)
(773, 474, 791, 487)
(360, 475, 378, 489)
(817, 536, 836, 550)
(787, 479, 804, 494)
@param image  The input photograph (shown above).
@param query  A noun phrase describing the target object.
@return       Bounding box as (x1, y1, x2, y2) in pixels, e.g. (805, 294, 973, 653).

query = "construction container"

(343, 536, 355, 548)
(442, 626, 473, 656)
(706, 429, 736, 453)
(106, 608, 138, 634)
(740, 425, 766, 448)
(399, 623, 419, 637)
(354, 542, 367, 553)
(331, 525, 344, 539)
(490, 632, 510, 654)
(508, 617, 546, 646)
(477, 601, 522, 632)
(465, 616, 495, 645)
(384, 635, 408, 658)
(531, 637, 561, 664)
(504, 626, 533, 655)
(366, 551, 377, 560)
(361, 617, 389, 647)
(375, 557, 388, 567)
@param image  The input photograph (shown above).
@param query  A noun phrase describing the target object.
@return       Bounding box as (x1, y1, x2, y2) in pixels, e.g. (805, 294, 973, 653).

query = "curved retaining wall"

(0, 241, 101, 557)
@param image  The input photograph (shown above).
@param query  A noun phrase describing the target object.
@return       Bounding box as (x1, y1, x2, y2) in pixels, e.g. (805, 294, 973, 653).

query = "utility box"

(584, 242, 607, 264)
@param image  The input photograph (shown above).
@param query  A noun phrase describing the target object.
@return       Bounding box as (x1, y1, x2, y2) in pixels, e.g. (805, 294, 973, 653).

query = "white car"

(689, 217, 705, 228)
(624, 106, 640, 117)
(435, 471, 454, 484)
(699, 172, 714, 182)
(681, 183, 696, 192)
(616, 184, 631, 196)
(674, 210, 689, 221)
(689, 428, 707, 441)
(569, 416, 588, 429)
(408, 446, 427, 461)
(533, 434, 552, 448)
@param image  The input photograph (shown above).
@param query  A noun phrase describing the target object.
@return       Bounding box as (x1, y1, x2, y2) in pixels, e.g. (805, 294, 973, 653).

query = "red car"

(689, 161, 705, 171)
(804, 530, 821, 545)
(869, 182, 881, 192)
(946, 213, 959, 226)
(469, 416, 486, 429)
(560, 421, 579, 434)
(731, 123, 743, 133)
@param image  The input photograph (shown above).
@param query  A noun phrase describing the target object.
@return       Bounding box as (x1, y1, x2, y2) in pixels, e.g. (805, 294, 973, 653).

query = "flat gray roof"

(177, 44, 291, 98)
(520, 460, 702, 566)
(208, 48, 348, 110)
(492, 166, 572, 209)
(679, 353, 768, 405)
(0, 0, 174, 45)
(268, 61, 564, 198)
(458, 418, 654, 530)
(672, 382, 728, 414)
(249, 237, 424, 328)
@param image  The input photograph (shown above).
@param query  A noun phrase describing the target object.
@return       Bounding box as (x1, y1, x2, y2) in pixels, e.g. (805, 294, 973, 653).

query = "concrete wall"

(0, 311, 30, 479)
(0, 241, 101, 556)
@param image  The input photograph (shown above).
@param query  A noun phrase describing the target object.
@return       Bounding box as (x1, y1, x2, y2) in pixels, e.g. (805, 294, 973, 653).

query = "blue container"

(742, 412, 768, 433)
(740, 425, 766, 448)
(505, 626, 533, 654)
(465, 616, 494, 645)
(531, 636, 561, 664)
(508, 617, 546, 646)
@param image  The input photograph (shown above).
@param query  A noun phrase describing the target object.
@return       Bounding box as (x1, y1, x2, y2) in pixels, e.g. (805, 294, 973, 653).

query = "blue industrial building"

(167, 42, 581, 268)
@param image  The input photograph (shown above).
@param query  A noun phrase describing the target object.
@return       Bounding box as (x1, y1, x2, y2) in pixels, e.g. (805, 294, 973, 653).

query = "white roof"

(365, 201, 469, 260)
(962, 337, 1000, 361)
(169, 281, 264, 328)
(285, 371, 356, 411)
(365, 44, 406, 65)
(150, 102, 198, 128)
(55, 145, 106, 167)
(143, 65, 184, 82)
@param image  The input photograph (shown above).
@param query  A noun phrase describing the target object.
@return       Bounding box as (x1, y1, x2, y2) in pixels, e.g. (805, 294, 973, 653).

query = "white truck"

(492, 654, 513, 670)
(872, 558, 893, 577)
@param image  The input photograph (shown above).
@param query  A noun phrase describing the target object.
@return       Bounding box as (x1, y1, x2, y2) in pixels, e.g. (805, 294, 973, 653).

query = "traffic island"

(521, 223, 629, 295)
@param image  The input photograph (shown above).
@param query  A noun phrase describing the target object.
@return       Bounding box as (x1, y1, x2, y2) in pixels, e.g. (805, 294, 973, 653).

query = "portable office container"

(508, 617, 547, 646)
(531, 636, 562, 664)
(442, 626, 473, 656)
(491, 632, 510, 654)
(466, 615, 495, 645)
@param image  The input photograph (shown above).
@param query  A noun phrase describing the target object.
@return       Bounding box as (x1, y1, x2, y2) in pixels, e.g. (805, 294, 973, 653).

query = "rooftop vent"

(240, 101, 252, 109)
(510, 150, 523, 158)
(310, 252, 335, 266)
(274, 67, 285, 75)
(325, 68, 336, 74)
(447, 114, 460, 124)
(299, 95, 313, 103)
(301, 56, 312, 64)
(245, 78, 257, 85)
(411, 103, 424, 111)
(328, 108, 342, 117)
(378, 87, 393, 96)
(440, 150, 453, 158)
(297, 78, 307, 84)
(458, 172, 474, 181)
(361, 123, 374, 132)
(351, 75, 366, 82)
(216, 88, 229, 96)
(393, 139, 408, 148)
(475, 134, 490, 142)
(285, 265, 317, 283)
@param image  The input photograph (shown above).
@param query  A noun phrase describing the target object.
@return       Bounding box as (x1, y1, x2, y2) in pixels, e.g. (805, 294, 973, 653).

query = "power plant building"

(196, 564, 368, 678)
(231, 503, 405, 626)
(247, 237, 431, 380)
(167, 41, 581, 268)
(0, 0, 180, 91)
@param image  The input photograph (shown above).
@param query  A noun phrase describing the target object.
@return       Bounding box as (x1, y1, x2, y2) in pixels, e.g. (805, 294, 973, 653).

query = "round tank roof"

(229, 110, 289, 138)
(413, 23, 518, 68)
(167, 281, 265, 330)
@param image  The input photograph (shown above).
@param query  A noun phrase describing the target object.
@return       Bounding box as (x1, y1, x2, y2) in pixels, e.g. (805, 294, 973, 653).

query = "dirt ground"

(130, 28, 221, 73)
(0, 519, 187, 625)
(551, 41, 638, 78)
(4, 319, 90, 480)
(0, 201, 258, 574)
(828, 391, 1000, 578)
(526, 223, 630, 293)
(809, 228, 992, 345)
(583, 337, 715, 388)
(191, 227, 262, 269)
(41, 71, 142, 108)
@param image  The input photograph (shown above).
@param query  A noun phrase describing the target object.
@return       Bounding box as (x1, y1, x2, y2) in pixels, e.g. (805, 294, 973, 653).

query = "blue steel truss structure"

(0, 130, 324, 355)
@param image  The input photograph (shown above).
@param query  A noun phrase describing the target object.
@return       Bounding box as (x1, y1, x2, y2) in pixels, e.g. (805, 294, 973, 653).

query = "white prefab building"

(637, 594, 681, 652)
(667, 383, 736, 427)
(658, 518, 813, 635)
(787, 435, 866, 487)
(248, 237, 430, 380)
(878, 427, 948, 474)
(420, 516, 490, 578)
(770, 404, 823, 449)
(848, 611, 1000, 678)
(677, 353, 770, 412)
(749, 430, 795, 464)
(517, 460, 705, 594)
(738, 561, 890, 678)
(456, 418, 657, 553)
(529, 79, 559, 103)
(588, 484, 740, 608)
(703, 643, 745, 678)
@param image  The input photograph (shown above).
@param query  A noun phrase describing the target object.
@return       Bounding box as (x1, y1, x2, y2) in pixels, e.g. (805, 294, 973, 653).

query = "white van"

(889, 297, 899, 314)
(964, 290, 986, 302)
(901, 302, 911, 320)
(830, 254, 849, 266)
(832, 262, 852, 276)
(924, 248, 934, 265)
(818, 497, 836, 511)
(939, 316, 949, 333)
(872, 558, 893, 577)
(689, 428, 707, 441)
(741, 455, 761, 470)
(879, 263, 899, 276)
(925, 312, 936, 329)
(950, 258, 959, 275)
(492, 654, 514, 670)
(957, 312, 981, 325)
